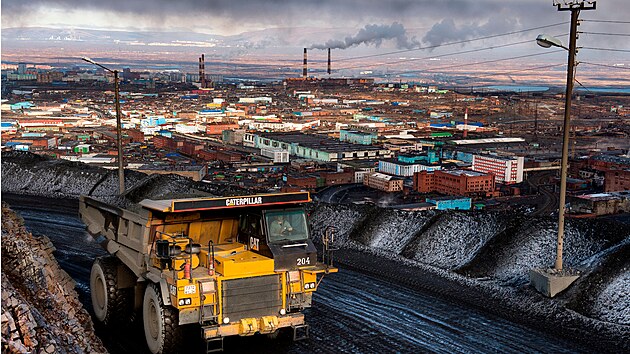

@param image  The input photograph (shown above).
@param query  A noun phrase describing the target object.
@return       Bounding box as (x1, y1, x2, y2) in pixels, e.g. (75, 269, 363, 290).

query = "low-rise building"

(378, 158, 441, 177)
(245, 132, 391, 162)
(339, 129, 377, 145)
(569, 191, 630, 216)
(413, 169, 495, 196)
(261, 147, 289, 163)
(472, 154, 524, 184)
(363, 172, 403, 192)
(605, 169, 630, 192)
(426, 196, 472, 210)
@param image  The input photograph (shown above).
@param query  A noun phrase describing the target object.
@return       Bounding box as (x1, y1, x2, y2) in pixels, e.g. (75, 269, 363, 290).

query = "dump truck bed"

(80, 195, 151, 277)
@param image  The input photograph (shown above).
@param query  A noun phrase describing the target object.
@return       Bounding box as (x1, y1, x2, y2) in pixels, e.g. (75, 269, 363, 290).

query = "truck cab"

(238, 208, 318, 271)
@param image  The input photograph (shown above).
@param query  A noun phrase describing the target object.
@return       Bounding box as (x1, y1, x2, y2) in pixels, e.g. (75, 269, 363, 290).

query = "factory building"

(413, 169, 496, 196)
(472, 154, 524, 184)
(244, 132, 391, 162)
(569, 191, 630, 216)
(378, 159, 441, 177)
(363, 172, 404, 192)
(339, 129, 377, 145)
(605, 169, 630, 192)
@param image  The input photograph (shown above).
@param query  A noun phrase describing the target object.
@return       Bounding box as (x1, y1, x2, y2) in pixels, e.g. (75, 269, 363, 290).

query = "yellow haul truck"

(79, 192, 337, 353)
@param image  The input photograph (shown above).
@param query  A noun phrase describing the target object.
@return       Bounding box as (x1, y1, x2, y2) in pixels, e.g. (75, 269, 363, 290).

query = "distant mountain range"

(1, 26, 353, 49)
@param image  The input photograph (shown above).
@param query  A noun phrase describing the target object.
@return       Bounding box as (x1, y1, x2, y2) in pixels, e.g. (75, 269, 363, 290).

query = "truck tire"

(90, 256, 133, 325)
(143, 283, 183, 354)
(266, 330, 281, 339)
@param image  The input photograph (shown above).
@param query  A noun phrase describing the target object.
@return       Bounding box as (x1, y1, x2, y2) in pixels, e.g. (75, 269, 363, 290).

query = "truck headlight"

(223, 317, 230, 324)
(279, 308, 286, 316)
(178, 298, 192, 306)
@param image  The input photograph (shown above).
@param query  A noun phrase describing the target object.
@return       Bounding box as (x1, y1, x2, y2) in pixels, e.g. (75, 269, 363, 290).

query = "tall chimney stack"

(303, 48, 308, 78)
(463, 108, 469, 138)
(201, 54, 206, 88)
(327, 48, 331, 75)
(198, 56, 203, 87)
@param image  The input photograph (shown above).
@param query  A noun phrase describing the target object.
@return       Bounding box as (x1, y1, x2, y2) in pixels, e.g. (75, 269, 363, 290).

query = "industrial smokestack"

(463, 108, 468, 138)
(201, 54, 206, 88)
(303, 48, 308, 78)
(198, 56, 203, 87)
(327, 48, 331, 75)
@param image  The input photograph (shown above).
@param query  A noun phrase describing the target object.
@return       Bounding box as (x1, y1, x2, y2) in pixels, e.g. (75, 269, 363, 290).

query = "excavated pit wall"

(1, 204, 107, 353)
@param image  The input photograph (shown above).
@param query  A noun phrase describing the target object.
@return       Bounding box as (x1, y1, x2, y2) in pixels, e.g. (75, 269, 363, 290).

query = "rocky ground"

(1, 203, 107, 353)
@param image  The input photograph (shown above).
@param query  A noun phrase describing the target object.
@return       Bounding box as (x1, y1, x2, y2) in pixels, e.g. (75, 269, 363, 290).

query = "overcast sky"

(2, 1, 626, 35)
(2, 0, 628, 62)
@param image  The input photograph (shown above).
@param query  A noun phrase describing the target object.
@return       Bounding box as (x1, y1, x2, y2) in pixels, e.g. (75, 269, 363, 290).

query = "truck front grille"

(222, 274, 282, 322)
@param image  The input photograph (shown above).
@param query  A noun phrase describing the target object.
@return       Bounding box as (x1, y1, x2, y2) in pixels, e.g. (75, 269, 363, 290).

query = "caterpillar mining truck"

(79, 192, 337, 353)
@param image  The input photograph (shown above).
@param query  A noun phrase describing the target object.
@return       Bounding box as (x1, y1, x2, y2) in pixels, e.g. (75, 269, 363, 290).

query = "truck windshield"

(265, 209, 308, 243)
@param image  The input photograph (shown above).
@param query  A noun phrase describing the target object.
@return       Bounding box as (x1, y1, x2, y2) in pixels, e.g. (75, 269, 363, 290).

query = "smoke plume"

(422, 17, 517, 47)
(311, 22, 419, 50)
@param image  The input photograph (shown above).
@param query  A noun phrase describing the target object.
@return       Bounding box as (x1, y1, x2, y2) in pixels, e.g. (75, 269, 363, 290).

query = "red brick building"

(321, 170, 354, 186)
(414, 169, 495, 196)
(126, 129, 145, 143)
(206, 123, 239, 135)
(216, 150, 242, 163)
(196, 150, 217, 161)
(286, 175, 318, 189)
(605, 169, 630, 192)
(153, 135, 183, 150)
(180, 141, 204, 156)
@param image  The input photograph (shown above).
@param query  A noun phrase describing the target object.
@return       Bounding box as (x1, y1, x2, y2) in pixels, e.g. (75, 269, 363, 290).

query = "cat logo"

(249, 237, 260, 251)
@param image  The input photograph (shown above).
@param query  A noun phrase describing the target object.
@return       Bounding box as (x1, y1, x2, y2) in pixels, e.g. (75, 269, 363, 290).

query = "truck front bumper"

(202, 313, 305, 339)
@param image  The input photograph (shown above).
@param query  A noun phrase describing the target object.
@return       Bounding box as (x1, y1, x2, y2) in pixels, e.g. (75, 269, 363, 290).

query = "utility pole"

(529, 1, 596, 298)
(113, 70, 125, 194)
(534, 101, 539, 139)
(82, 57, 125, 195)
(554, 0, 595, 271)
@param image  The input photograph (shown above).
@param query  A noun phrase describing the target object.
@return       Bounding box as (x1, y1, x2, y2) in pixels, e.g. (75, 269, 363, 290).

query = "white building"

(261, 147, 289, 163)
(378, 159, 441, 177)
(472, 154, 524, 184)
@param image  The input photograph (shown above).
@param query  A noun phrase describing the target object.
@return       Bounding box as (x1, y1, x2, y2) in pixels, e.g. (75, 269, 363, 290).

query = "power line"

(284, 21, 570, 69)
(332, 22, 570, 63)
(582, 19, 630, 24)
(460, 63, 566, 81)
(581, 47, 630, 53)
(386, 50, 564, 76)
(581, 31, 630, 37)
(580, 62, 630, 70)
(334, 38, 542, 71)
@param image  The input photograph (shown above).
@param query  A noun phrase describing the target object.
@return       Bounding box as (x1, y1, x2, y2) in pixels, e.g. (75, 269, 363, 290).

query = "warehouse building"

(363, 172, 403, 192)
(413, 169, 496, 196)
(244, 132, 391, 162)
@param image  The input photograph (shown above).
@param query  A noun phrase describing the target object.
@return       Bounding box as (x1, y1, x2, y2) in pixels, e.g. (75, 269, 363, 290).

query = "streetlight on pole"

(82, 57, 125, 195)
(529, 1, 595, 298)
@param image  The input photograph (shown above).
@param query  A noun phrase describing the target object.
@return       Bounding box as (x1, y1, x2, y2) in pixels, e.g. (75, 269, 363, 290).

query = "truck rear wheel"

(143, 283, 183, 354)
(90, 256, 133, 325)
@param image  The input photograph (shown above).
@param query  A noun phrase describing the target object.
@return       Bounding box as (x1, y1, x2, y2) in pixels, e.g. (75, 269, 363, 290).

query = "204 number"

(297, 257, 310, 266)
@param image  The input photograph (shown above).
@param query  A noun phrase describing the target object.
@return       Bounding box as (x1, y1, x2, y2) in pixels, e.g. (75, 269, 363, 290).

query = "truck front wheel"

(90, 256, 133, 325)
(143, 283, 183, 354)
